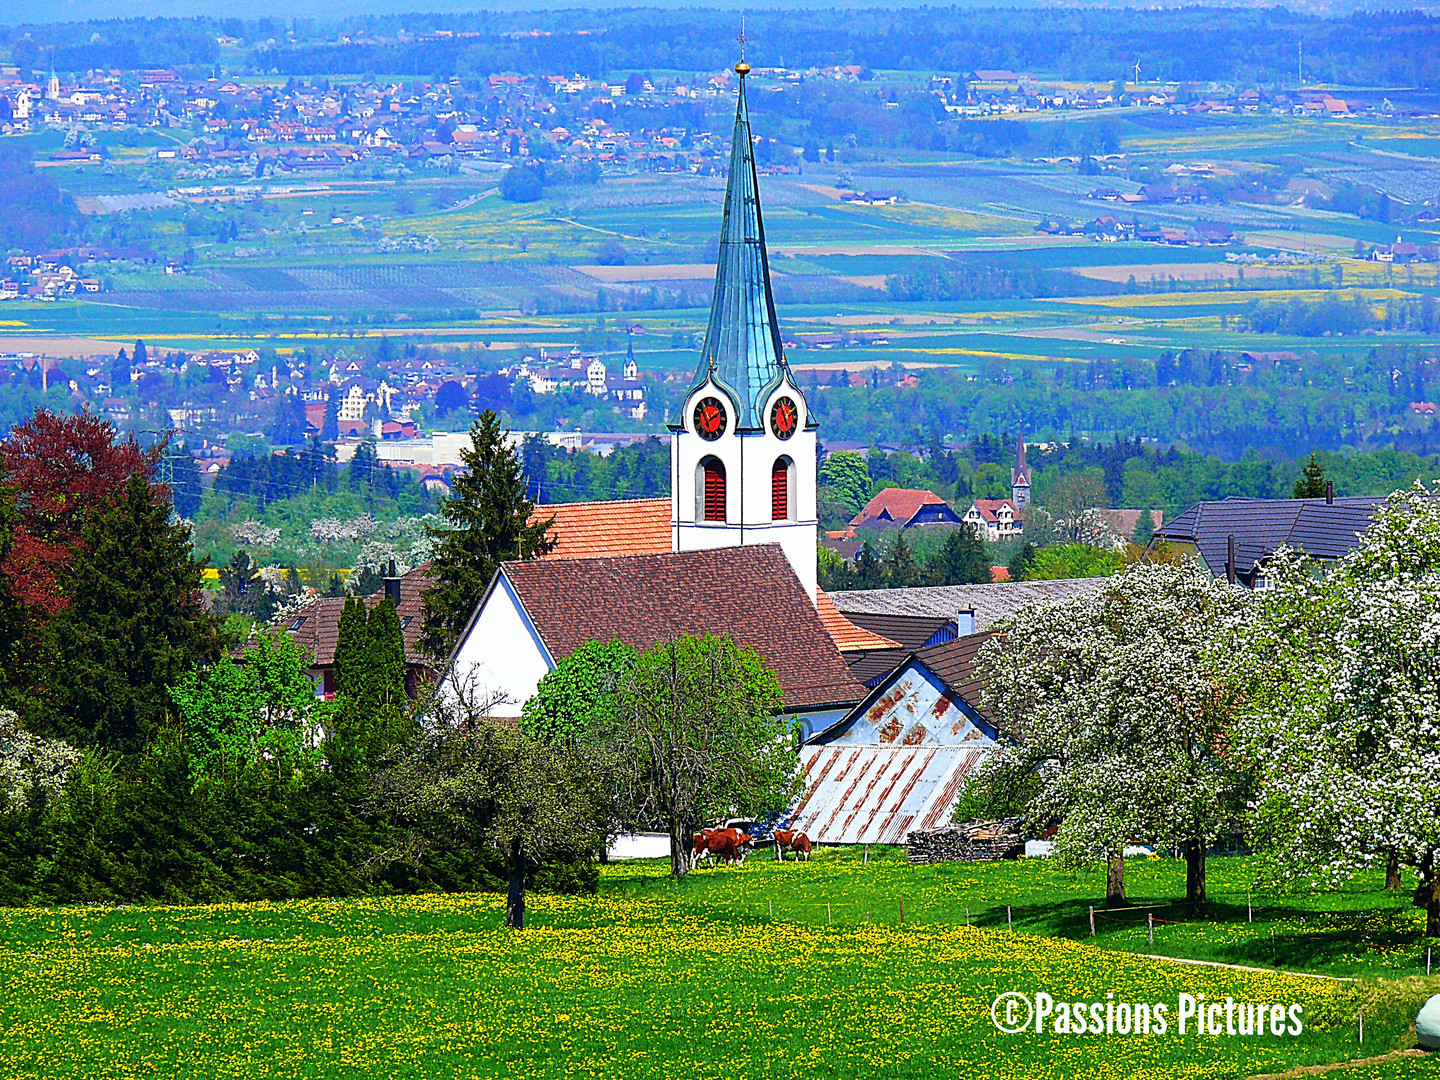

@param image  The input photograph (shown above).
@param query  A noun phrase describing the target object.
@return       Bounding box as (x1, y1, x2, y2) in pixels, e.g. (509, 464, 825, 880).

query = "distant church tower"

(671, 57, 818, 601)
(46, 68, 60, 102)
(1011, 435, 1032, 510)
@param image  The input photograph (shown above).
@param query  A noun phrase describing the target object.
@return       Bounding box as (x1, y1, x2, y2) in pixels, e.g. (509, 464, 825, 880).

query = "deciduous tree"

(615, 634, 794, 878)
(0, 409, 158, 618)
(975, 560, 1250, 908)
(1229, 482, 1440, 937)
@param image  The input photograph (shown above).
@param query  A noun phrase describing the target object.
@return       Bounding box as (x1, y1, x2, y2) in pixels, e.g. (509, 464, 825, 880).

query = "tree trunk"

(1185, 840, 1207, 913)
(1106, 852, 1126, 908)
(669, 815, 689, 879)
(1417, 871, 1440, 939)
(1385, 851, 1401, 892)
(506, 836, 526, 930)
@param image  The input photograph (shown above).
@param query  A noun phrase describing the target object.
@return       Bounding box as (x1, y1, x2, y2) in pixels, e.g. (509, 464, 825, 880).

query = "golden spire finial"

(735, 18, 749, 76)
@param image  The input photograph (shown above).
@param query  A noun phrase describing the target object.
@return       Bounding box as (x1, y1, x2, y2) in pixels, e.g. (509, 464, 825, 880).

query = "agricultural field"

(2, 850, 1435, 1080)
(6, 106, 1439, 383)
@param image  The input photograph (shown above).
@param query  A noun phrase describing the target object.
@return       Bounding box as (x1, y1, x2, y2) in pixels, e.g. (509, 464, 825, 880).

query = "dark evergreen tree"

(926, 523, 990, 585)
(132, 339, 148, 368)
(333, 595, 368, 699)
(31, 472, 219, 752)
(421, 411, 555, 657)
(885, 532, 922, 588)
(168, 444, 203, 518)
(1130, 510, 1157, 546)
(1293, 453, 1328, 498)
(1007, 542, 1037, 582)
(110, 347, 130, 392)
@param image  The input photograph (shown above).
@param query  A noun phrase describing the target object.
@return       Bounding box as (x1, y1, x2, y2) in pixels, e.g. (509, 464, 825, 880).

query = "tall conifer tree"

(421, 411, 554, 658)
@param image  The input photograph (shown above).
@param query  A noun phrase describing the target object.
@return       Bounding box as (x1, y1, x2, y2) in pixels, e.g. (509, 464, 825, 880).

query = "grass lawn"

(2, 851, 1435, 1080)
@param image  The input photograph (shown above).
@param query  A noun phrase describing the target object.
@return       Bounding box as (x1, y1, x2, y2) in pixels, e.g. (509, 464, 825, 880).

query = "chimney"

(1325, 480, 1334, 505)
(383, 576, 402, 607)
(1226, 534, 1237, 585)
(956, 608, 976, 636)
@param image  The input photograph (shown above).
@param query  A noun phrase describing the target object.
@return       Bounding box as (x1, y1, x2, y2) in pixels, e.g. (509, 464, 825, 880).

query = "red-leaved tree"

(0, 409, 160, 616)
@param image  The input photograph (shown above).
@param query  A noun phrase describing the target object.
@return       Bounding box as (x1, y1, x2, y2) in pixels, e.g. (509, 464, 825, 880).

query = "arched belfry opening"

(697, 456, 727, 522)
(772, 456, 795, 521)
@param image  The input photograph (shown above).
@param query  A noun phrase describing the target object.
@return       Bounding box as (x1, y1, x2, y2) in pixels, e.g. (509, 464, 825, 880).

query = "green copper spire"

(685, 65, 789, 430)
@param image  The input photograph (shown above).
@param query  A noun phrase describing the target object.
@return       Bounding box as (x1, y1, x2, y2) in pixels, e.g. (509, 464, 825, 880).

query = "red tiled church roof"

(815, 589, 901, 651)
(531, 497, 671, 559)
(500, 544, 866, 709)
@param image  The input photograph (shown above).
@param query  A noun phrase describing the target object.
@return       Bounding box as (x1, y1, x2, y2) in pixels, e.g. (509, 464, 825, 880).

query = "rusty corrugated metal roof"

(788, 744, 990, 845)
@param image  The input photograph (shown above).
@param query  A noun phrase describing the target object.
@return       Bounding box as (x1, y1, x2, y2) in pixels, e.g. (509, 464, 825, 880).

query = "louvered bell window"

(703, 458, 726, 522)
(771, 457, 792, 521)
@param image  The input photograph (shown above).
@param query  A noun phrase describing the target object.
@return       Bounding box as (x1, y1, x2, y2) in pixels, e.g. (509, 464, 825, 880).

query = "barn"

(787, 633, 1002, 845)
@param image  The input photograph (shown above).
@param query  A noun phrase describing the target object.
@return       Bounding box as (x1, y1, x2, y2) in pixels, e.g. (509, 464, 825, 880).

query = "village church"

(440, 59, 889, 731)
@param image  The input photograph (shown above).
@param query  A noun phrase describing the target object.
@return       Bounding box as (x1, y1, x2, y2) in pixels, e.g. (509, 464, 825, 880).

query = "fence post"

(1427, 946, 1432, 976)
(769, 899, 773, 920)
(965, 904, 970, 927)
(1089, 906, 1095, 937)
(1008, 906, 1013, 932)
(1358, 1010, 1364, 1045)
(1248, 892, 1253, 924)
(827, 903, 831, 926)
(864, 845, 869, 867)
(900, 898, 905, 923)
(1148, 913, 1154, 946)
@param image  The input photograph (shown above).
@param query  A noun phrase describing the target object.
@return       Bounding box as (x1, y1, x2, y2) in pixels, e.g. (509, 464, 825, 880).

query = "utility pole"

(1298, 40, 1303, 88)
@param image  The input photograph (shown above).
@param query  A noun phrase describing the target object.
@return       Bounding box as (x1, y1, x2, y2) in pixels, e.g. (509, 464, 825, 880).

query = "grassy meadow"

(3, 850, 1437, 1080)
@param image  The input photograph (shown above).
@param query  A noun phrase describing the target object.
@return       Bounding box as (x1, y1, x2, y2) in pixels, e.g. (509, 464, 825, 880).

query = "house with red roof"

(849, 488, 962, 530)
(963, 498, 1025, 540)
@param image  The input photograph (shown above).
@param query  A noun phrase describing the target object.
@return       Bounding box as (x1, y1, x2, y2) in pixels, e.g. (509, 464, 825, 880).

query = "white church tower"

(670, 58, 818, 601)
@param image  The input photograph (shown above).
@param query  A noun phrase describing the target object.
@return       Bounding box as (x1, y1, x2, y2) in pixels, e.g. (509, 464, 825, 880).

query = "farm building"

(1148, 494, 1385, 587)
(788, 633, 1002, 845)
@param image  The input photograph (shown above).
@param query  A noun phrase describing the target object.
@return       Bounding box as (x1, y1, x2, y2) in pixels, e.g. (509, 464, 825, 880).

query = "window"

(771, 456, 795, 521)
(697, 456, 726, 522)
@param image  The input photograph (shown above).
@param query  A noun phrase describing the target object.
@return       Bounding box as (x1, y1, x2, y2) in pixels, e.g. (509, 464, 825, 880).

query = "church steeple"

(683, 62, 790, 432)
(1011, 434, 1032, 510)
(670, 57, 818, 602)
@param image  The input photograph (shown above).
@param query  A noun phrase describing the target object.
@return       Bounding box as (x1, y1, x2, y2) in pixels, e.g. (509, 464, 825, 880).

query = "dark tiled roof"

(845, 647, 910, 687)
(285, 561, 434, 669)
(845, 612, 956, 650)
(501, 544, 865, 709)
(1153, 496, 1384, 576)
(915, 632, 1000, 722)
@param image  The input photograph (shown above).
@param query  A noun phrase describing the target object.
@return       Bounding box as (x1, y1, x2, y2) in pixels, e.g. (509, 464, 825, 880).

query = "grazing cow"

(774, 829, 812, 862)
(691, 827, 753, 869)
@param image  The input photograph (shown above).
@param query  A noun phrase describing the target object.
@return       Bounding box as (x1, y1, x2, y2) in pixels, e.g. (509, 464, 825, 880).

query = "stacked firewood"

(906, 819, 1024, 864)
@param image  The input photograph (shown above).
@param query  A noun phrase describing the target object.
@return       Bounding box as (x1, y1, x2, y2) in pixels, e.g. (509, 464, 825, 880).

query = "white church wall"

(441, 571, 554, 719)
(671, 378, 819, 600)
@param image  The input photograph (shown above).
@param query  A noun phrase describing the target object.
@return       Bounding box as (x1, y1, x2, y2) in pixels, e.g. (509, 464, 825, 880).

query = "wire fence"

(666, 895, 1439, 976)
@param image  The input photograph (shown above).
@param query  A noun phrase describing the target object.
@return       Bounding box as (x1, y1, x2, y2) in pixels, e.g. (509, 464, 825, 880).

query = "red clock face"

(770, 397, 798, 440)
(694, 396, 726, 440)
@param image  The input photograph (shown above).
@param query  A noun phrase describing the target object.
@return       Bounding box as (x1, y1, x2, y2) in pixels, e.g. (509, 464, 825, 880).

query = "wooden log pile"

(906, 818, 1024, 864)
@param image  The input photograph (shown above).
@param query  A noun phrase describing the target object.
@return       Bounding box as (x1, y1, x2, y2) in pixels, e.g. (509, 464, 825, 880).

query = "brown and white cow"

(773, 829, 812, 862)
(691, 828, 752, 869)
